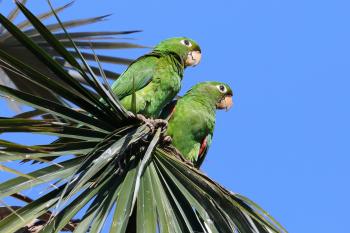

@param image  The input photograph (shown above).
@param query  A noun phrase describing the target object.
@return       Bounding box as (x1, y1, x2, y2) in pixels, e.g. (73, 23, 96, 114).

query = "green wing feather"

(111, 55, 158, 100)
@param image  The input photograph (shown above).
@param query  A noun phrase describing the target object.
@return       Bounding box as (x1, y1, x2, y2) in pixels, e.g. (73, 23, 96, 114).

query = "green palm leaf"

(0, 2, 287, 233)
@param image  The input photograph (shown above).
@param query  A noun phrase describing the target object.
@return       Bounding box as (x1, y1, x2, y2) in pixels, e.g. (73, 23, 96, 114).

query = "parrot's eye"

(217, 85, 227, 93)
(181, 39, 192, 47)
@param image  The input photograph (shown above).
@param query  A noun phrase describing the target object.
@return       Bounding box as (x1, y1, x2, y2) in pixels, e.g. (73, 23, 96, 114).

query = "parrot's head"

(188, 81, 233, 111)
(154, 37, 201, 67)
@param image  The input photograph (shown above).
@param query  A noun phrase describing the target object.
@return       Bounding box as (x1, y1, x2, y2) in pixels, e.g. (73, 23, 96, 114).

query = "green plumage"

(166, 81, 233, 167)
(111, 37, 201, 118)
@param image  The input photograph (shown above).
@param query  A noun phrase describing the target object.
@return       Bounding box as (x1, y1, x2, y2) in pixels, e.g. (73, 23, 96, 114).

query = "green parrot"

(165, 81, 233, 168)
(111, 37, 202, 118)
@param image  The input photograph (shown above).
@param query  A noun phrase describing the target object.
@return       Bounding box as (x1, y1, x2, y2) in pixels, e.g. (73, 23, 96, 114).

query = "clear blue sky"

(1, 0, 350, 232)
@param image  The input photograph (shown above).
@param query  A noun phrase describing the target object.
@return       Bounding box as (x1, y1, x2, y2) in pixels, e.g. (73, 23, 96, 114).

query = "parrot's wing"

(196, 134, 213, 168)
(111, 55, 158, 100)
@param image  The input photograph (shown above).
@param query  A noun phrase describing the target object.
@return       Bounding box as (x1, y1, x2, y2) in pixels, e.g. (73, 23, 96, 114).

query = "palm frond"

(0, 2, 287, 233)
(0, 0, 143, 112)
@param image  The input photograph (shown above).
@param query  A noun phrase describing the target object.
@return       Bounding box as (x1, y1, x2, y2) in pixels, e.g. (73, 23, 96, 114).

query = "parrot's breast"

(140, 72, 181, 117)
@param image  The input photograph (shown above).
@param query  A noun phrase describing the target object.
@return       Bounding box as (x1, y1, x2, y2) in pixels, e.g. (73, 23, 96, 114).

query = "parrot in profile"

(165, 81, 233, 168)
(111, 37, 202, 118)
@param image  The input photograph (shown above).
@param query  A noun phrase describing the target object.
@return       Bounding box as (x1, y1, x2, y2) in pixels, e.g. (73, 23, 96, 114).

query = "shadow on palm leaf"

(0, 1, 287, 233)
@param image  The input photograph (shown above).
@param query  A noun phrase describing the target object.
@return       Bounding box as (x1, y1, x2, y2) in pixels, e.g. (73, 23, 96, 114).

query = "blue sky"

(1, 0, 350, 232)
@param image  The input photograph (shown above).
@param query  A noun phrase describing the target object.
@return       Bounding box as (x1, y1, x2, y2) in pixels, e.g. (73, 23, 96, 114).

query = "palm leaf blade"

(12, 1, 75, 33)
(0, 157, 83, 199)
(0, 2, 142, 112)
(136, 168, 157, 233)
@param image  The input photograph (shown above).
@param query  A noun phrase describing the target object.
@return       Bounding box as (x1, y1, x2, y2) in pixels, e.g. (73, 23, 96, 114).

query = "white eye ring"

(217, 85, 227, 93)
(181, 39, 192, 47)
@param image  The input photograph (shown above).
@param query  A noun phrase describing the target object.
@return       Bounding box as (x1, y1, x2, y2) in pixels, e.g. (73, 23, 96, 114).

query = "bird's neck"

(184, 93, 217, 113)
(152, 50, 185, 75)
(166, 52, 185, 79)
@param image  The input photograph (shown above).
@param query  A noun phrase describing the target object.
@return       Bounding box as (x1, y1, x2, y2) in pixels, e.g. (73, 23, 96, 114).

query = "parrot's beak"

(216, 95, 233, 111)
(185, 50, 202, 67)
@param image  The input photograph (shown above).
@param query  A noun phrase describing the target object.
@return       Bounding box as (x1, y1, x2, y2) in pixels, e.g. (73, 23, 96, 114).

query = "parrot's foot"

(162, 135, 172, 144)
(136, 114, 168, 133)
(136, 114, 156, 132)
(152, 119, 168, 132)
(135, 114, 147, 122)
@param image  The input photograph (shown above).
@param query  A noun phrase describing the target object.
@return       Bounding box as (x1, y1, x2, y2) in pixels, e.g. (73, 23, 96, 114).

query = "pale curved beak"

(185, 50, 202, 67)
(216, 96, 233, 111)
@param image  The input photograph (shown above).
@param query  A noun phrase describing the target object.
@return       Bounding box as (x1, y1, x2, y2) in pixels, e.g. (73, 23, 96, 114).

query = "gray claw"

(162, 135, 172, 144)
(136, 114, 147, 122)
(136, 114, 155, 132)
(153, 119, 168, 130)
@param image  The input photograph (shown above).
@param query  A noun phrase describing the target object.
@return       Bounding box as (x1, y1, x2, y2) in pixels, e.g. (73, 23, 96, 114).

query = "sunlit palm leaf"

(0, 2, 287, 233)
